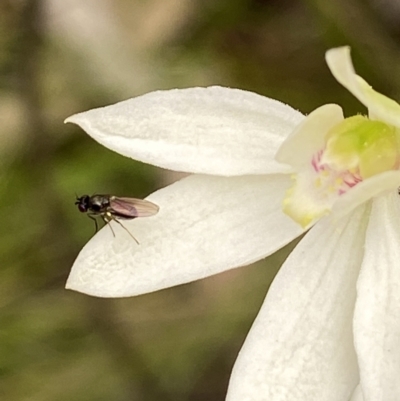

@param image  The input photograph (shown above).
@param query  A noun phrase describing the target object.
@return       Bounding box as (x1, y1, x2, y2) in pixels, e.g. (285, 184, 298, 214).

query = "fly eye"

(78, 204, 87, 213)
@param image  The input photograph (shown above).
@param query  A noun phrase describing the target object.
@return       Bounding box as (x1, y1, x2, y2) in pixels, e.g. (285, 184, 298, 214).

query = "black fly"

(75, 194, 159, 244)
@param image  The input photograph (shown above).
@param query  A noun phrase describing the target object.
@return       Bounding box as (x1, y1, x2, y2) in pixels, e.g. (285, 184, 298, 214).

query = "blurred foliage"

(1, 0, 400, 400)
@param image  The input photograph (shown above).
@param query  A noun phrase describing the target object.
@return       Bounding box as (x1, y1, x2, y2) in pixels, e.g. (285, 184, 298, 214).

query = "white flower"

(65, 47, 400, 401)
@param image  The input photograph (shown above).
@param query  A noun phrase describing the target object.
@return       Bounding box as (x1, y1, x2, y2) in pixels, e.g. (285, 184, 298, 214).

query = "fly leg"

(87, 213, 99, 234)
(100, 212, 140, 244)
(110, 216, 140, 245)
(102, 213, 116, 237)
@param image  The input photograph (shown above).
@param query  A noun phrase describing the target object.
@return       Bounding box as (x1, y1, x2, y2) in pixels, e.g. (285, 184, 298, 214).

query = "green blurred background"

(1, 0, 400, 400)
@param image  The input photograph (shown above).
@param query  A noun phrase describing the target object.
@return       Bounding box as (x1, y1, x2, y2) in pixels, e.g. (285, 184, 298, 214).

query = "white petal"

(65, 86, 304, 175)
(330, 170, 400, 221)
(353, 192, 400, 401)
(227, 205, 369, 401)
(325, 47, 400, 128)
(67, 174, 304, 297)
(276, 104, 344, 168)
(349, 385, 365, 401)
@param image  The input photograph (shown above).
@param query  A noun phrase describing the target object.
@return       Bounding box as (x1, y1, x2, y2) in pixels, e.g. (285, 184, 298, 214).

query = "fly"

(75, 194, 159, 244)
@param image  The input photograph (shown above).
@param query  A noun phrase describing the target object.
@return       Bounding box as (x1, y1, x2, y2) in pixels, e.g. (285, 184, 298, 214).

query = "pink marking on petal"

(310, 148, 364, 197)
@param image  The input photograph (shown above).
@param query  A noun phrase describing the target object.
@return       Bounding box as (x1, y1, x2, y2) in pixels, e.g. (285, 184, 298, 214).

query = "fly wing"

(109, 197, 159, 218)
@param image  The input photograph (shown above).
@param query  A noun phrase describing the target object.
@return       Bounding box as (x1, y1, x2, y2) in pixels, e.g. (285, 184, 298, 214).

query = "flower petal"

(67, 174, 304, 297)
(325, 47, 400, 128)
(227, 205, 369, 401)
(65, 86, 304, 176)
(276, 104, 344, 168)
(353, 192, 400, 401)
(349, 385, 364, 401)
(330, 170, 400, 221)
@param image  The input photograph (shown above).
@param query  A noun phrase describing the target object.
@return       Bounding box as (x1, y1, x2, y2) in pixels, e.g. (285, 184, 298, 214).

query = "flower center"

(311, 149, 362, 196)
(321, 115, 399, 178)
(283, 115, 400, 228)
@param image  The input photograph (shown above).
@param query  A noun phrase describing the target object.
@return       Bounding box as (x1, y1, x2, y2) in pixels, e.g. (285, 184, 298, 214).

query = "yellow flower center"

(322, 115, 400, 178)
(283, 115, 400, 228)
